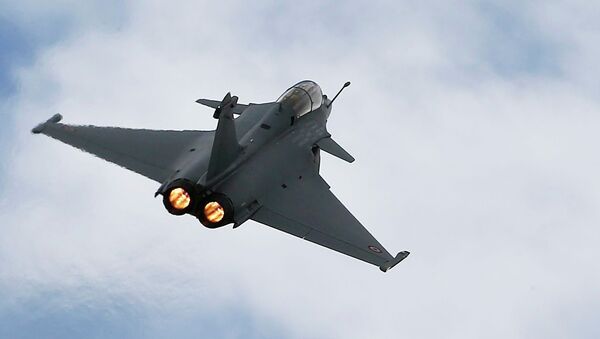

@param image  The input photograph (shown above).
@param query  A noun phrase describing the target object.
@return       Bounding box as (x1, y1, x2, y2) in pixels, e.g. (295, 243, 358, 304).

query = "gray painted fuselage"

(167, 97, 331, 227)
(32, 80, 409, 271)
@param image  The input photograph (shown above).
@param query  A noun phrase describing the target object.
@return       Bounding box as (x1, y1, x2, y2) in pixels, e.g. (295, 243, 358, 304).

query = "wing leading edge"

(32, 114, 213, 183)
(251, 171, 409, 272)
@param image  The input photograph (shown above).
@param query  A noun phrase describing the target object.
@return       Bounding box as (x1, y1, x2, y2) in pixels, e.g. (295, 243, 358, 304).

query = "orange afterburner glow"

(204, 201, 225, 223)
(169, 188, 191, 210)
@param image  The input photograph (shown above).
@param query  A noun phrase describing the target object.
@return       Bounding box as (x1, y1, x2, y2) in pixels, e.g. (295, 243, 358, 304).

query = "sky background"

(1, 1, 600, 338)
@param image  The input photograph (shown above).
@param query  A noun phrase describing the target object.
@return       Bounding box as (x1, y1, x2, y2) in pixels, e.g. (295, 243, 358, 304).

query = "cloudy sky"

(1, 1, 599, 338)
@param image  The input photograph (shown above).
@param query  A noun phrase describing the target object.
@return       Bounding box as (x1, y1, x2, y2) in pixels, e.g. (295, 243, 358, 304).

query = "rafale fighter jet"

(32, 80, 409, 272)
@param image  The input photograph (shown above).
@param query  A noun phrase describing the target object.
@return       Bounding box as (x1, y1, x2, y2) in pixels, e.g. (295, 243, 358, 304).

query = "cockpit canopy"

(276, 80, 323, 117)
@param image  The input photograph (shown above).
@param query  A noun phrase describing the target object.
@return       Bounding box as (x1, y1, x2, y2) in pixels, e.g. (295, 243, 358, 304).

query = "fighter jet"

(32, 80, 409, 272)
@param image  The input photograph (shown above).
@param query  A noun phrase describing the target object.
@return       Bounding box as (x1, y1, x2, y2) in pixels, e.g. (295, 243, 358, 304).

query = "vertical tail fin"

(206, 92, 242, 182)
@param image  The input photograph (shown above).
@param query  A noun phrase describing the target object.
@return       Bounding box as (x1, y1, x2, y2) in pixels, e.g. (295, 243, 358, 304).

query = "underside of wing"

(32, 114, 214, 183)
(251, 170, 408, 272)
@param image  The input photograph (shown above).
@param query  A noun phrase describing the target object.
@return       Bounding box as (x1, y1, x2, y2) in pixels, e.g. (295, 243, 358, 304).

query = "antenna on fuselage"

(327, 81, 351, 108)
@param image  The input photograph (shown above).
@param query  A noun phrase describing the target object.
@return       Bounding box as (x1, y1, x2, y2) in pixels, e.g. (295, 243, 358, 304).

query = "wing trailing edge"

(251, 171, 409, 272)
(32, 114, 213, 183)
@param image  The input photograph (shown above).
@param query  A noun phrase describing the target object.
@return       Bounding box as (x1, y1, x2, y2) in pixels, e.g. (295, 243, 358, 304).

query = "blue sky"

(0, 3, 118, 189)
(0, 287, 283, 339)
(1, 1, 599, 338)
(0, 16, 41, 187)
(476, 2, 561, 76)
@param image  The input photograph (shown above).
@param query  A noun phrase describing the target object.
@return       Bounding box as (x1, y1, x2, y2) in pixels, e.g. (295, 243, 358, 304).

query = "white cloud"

(2, 1, 600, 338)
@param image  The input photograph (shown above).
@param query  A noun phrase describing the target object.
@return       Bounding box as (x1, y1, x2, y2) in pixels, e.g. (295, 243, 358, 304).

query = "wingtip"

(379, 251, 410, 272)
(32, 113, 62, 134)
